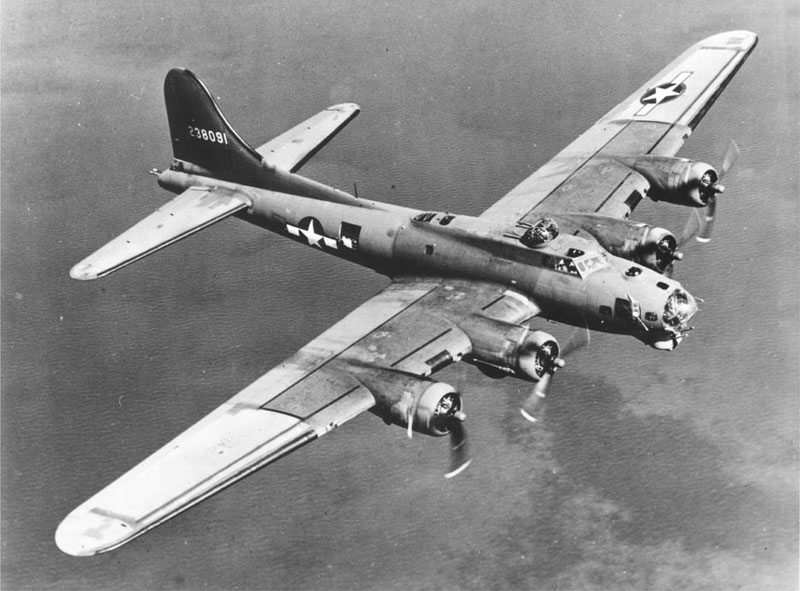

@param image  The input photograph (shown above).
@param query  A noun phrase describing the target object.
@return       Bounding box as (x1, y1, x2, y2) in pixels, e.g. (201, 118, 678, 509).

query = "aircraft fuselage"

(159, 168, 696, 350)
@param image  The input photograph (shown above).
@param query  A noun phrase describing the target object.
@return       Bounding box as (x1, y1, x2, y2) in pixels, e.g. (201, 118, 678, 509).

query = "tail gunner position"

(58, 31, 756, 556)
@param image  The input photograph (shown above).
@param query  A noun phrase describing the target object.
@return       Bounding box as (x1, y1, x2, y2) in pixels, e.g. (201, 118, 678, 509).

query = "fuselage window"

(413, 212, 436, 223)
(599, 305, 612, 316)
(614, 297, 632, 320)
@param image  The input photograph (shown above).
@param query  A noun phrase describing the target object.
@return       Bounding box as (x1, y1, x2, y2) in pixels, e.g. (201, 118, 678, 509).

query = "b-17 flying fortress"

(56, 30, 757, 556)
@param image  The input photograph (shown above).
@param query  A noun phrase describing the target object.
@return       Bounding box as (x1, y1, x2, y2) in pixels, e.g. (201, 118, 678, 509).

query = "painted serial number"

(188, 126, 229, 144)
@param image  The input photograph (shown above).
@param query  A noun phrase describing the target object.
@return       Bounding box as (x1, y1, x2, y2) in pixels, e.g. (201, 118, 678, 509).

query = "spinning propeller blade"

(519, 325, 588, 423)
(695, 200, 717, 243)
(444, 414, 471, 479)
(721, 139, 741, 177)
(680, 140, 740, 245)
(520, 375, 549, 423)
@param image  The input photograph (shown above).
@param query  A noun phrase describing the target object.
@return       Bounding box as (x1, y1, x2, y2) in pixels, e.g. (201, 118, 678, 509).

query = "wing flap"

(256, 103, 360, 172)
(70, 186, 251, 280)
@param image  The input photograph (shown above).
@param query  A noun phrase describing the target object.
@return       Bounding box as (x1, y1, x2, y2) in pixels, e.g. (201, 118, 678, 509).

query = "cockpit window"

(544, 254, 580, 276)
(521, 218, 559, 248)
(576, 253, 608, 276)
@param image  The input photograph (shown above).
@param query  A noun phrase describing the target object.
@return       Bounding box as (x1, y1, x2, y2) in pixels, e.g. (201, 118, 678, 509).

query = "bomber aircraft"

(57, 31, 757, 556)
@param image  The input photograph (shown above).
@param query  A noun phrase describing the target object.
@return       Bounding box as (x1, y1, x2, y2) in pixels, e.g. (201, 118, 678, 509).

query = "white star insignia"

(286, 218, 339, 250)
(642, 83, 681, 105)
(635, 72, 691, 117)
(298, 219, 325, 248)
(642, 83, 682, 105)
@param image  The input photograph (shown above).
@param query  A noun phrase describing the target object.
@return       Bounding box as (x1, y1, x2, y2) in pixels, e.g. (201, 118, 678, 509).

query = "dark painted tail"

(164, 68, 264, 185)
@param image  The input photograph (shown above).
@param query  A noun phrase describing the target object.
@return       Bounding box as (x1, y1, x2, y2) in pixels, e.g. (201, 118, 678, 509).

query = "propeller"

(519, 375, 550, 423)
(680, 140, 740, 245)
(405, 393, 471, 478)
(444, 412, 471, 479)
(519, 325, 589, 423)
(406, 398, 417, 440)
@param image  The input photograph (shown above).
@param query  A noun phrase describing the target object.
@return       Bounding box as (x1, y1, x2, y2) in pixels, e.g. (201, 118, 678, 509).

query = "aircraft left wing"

(255, 103, 360, 173)
(55, 278, 540, 556)
(480, 31, 757, 223)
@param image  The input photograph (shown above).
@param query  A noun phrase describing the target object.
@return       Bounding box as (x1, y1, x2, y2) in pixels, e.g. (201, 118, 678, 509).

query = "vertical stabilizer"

(164, 69, 264, 185)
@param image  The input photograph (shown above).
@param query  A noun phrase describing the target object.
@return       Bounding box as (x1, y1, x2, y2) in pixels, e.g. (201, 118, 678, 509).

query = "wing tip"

(700, 30, 758, 51)
(326, 102, 361, 114)
(55, 510, 126, 557)
(69, 262, 100, 281)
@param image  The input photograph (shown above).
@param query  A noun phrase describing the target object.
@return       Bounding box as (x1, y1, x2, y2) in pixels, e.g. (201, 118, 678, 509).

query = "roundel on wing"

(640, 82, 687, 106)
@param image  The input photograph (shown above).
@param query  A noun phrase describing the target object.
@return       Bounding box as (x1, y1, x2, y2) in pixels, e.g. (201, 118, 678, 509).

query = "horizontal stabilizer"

(70, 187, 251, 280)
(255, 103, 360, 172)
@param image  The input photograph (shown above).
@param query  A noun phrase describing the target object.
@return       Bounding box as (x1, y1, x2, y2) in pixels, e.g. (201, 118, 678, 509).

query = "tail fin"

(164, 68, 264, 185)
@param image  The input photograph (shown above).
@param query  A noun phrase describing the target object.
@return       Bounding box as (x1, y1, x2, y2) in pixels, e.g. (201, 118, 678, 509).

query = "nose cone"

(664, 288, 698, 330)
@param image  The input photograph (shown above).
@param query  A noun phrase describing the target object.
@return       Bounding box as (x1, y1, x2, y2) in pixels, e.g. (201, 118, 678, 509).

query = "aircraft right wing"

(55, 277, 541, 556)
(255, 103, 360, 173)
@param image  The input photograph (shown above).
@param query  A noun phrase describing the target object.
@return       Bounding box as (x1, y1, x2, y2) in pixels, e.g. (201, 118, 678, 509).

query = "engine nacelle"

(617, 155, 718, 207)
(460, 315, 560, 382)
(359, 369, 463, 437)
(596, 222, 679, 273)
(553, 213, 679, 274)
(634, 225, 679, 273)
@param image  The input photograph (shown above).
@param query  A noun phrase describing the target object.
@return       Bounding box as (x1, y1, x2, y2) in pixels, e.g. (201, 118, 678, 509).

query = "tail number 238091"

(188, 126, 229, 144)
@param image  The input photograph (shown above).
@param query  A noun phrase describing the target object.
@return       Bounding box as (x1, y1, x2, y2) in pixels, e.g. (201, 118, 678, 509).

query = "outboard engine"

(615, 155, 721, 207)
(359, 369, 465, 437)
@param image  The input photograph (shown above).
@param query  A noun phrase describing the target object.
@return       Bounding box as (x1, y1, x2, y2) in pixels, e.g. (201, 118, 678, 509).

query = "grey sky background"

(2, 1, 798, 589)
